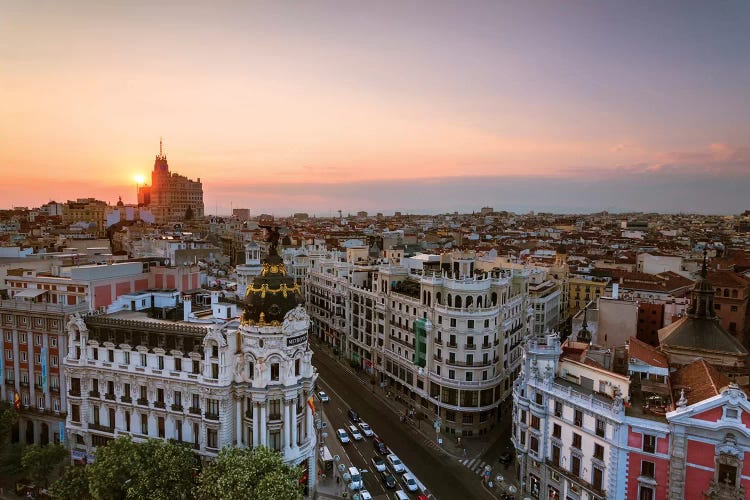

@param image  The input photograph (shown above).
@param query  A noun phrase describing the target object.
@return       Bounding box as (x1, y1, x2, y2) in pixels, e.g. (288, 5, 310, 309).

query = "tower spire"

(701, 248, 708, 278)
(160, 137, 163, 157)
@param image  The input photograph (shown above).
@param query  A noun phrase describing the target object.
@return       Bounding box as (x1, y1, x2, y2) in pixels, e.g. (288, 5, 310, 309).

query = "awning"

(14, 289, 47, 299)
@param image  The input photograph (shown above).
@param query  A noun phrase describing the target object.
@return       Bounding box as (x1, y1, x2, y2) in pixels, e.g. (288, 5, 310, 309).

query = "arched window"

(716, 288, 722, 296)
(491, 292, 498, 306)
(447, 294, 452, 307)
(455, 296, 462, 308)
(427, 291, 432, 306)
(436, 292, 442, 305)
(731, 289, 738, 298)
(724, 289, 730, 297)
(466, 296, 473, 308)
(477, 296, 483, 308)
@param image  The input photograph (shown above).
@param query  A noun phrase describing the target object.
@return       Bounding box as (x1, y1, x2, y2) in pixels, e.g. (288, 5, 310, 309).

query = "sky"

(1, 0, 748, 215)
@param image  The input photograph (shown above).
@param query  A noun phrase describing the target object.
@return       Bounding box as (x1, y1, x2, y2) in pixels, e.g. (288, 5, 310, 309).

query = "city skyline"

(1, 1, 749, 214)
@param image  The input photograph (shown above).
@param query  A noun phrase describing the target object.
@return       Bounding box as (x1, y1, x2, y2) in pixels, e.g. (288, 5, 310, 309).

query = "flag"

(13, 392, 21, 411)
(307, 395, 315, 414)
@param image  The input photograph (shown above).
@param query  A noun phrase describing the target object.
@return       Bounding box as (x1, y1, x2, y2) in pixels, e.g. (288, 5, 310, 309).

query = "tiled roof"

(707, 270, 750, 289)
(628, 336, 668, 368)
(670, 359, 731, 406)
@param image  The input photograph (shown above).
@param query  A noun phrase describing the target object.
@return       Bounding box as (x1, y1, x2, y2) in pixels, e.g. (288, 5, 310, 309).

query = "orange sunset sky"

(1, 1, 748, 214)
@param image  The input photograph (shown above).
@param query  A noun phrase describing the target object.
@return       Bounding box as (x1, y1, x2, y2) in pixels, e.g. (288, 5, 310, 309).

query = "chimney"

(183, 295, 192, 322)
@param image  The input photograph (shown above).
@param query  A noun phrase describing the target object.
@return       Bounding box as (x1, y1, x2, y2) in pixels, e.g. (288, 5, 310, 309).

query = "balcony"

(188, 407, 201, 415)
(68, 389, 81, 397)
(20, 381, 29, 388)
(89, 423, 114, 434)
(446, 342, 458, 348)
(481, 343, 491, 349)
(434, 339, 443, 346)
(546, 459, 606, 499)
(205, 412, 219, 421)
(104, 393, 116, 401)
(89, 391, 100, 398)
(171, 404, 183, 412)
(121, 396, 132, 403)
(433, 355, 442, 362)
(464, 344, 477, 350)
(136, 398, 149, 406)
(154, 401, 166, 409)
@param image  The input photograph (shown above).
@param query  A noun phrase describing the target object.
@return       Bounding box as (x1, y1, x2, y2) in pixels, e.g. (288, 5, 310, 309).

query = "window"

(462, 414, 473, 425)
(123, 351, 130, 364)
(554, 400, 562, 417)
(552, 423, 561, 439)
(571, 455, 581, 477)
(271, 363, 280, 381)
(174, 357, 182, 371)
(5, 350, 11, 360)
(596, 419, 606, 438)
(467, 320, 474, 329)
(535, 393, 543, 405)
(551, 444, 561, 466)
(34, 334, 41, 346)
(574, 409, 583, 427)
(51, 355, 58, 367)
(20, 333, 26, 344)
(207, 429, 218, 449)
(572, 433, 582, 449)
(450, 318, 456, 327)
(592, 467, 603, 490)
(4, 332, 10, 342)
(530, 435, 539, 454)
(141, 414, 148, 435)
(21, 351, 27, 362)
(640, 460, 655, 478)
(531, 415, 540, 430)
(174, 391, 182, 407)
(466, 372, 473, 382)
(71, 405, 80, 422)
(140, 353, 147, 367)
(207, 399, 219, 417)
(448, 369, 455, 380)
(157, 356, 164, 370)
(34, 353, 41, 364)
(193, 360, 200, 374)
(639, 486, 654, 500)
(295, 359, 300, 376)
(643, 434, 656, 454)
(594, 443, 604, 460)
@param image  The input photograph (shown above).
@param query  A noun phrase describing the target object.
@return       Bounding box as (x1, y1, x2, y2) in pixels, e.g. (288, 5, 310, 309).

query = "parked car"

(401, 472, 419, 492)
(317, 391, 330, 403)
(387, 454, 405, 473)
(380, 471, 397, 489)
(358, 421, 374, 437)
(371, 456, 386, 472)
(337, 428, 350, 444)
(394, 491, 409, 500)
(348, 408, 360, 422)
(355, 490, 372, 500)
(348, 425, 363, 441)
(373, 436, 388, 454)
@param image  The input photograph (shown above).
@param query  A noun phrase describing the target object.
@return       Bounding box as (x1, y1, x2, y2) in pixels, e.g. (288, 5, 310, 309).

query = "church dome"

(240, 254, 303, 326)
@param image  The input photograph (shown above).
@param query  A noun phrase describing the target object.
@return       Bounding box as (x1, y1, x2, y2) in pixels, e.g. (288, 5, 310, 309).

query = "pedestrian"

(336, 475, 340, 484)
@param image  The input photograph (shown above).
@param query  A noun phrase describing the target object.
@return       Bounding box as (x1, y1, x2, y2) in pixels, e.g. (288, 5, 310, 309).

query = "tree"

(0, 400, 18, 443)
(125, 439, 195, 500)
(49, 465, 91, 500)
(87, 436, 140, 500)
(0, 441, 25, 476)
(22, 443, 68, 487)
(196, 446, 302, 500)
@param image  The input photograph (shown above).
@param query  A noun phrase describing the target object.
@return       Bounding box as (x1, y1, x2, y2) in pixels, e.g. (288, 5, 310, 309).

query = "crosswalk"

(458, 457, 492, 476)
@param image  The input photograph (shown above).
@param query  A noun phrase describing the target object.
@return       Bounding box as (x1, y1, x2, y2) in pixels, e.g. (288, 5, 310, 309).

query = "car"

(394, 491, 409, 500)
(498, 451, 513, 465)
(354, 490, 372, 500)
(348, 408, 360, 422)
(387, 454, 405, 473)
(380, 470, 397, 489)
(317, 391, 330, 403)
(401, 472, 419, 492)
(347, 466, 363, 490)
(371, 456, 386, 472)
(373, 436, 388, 455)
(358, 421, 374, 437)
(348, 425, 363, 441)
(337, 428, 350, 444)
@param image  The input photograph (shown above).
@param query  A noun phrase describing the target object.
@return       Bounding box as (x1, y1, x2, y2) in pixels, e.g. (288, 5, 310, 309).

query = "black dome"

(241, 254, 303, 326)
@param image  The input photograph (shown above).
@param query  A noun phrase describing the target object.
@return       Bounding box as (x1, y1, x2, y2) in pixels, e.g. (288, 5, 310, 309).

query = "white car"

(354, 491, 372, 500)
(337, 428, 350, 444)
(402, 473, 418, 492)
(318, 391, 330, 403)
(348, 425, 363, 441)
(394, 491, 409, 500)
(371, 456, 386, 472)
(358, 421, 374, 437)
(387, 453, 405, 473)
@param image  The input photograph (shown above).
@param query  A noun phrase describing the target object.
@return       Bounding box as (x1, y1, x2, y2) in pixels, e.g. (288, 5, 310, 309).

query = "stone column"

(259, 403, 267, 447)
(235, 399, 242, 446)
(283, 401, 291, 449)
(252, 402, 259, 446)
(291, 402, 298, 448)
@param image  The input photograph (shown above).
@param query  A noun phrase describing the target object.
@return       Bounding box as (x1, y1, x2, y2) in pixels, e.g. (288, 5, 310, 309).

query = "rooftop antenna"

(160, 137, 164, 157)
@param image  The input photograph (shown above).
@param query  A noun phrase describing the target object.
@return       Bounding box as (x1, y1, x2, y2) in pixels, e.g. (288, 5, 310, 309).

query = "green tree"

(49, 465, 91, 500)
(0, 400, 18, 443)
(0, 441, 25, 476)
(126, 439, 195, 500)
(21, 443, 68, 487)
(87, 436, 140, 500)
(196, 446, 302, 500)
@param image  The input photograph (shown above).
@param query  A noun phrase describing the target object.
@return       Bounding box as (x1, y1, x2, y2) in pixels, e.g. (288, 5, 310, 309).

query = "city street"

(313, 347, 495, 500)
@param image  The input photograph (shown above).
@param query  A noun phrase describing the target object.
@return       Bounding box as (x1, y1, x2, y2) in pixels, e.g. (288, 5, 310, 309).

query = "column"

(259, 403, 267, 447)
(283, 401, 291, 449)
(291, 402, 298, 448)
(306, 404, 313, 443)
(235, 399, 242, 446)
(252, 402, 259, 446)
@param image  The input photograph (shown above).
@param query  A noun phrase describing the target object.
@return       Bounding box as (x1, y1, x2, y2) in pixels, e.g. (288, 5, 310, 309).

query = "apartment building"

(307, 249, 533, 436)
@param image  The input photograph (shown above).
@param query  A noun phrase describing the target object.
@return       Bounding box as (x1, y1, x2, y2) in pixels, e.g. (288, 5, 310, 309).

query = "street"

(313, 346, 496, 500)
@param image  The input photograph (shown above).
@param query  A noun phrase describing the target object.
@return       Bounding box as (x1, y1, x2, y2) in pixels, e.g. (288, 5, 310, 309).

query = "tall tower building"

(137, 139, 204, 224)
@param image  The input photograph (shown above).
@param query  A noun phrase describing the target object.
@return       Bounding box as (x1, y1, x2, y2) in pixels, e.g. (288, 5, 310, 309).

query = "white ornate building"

(63, 252, 318, 493)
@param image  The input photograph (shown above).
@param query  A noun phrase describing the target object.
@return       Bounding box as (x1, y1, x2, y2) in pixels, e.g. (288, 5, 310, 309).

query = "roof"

(14, 288, 47, 298)
(658, 316, 748, 355)
(670, 359, 731, 406)
(628, 336, 668, 368)
(707, 270, 750, 289)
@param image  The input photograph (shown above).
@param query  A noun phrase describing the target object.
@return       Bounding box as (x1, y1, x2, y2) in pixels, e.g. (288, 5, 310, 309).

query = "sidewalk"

(313, 404, 353, 500)
(312, 339, 508, 462)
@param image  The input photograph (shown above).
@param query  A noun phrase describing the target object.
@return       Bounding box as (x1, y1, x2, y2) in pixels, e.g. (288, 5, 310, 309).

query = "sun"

(134, 174, 146, 185)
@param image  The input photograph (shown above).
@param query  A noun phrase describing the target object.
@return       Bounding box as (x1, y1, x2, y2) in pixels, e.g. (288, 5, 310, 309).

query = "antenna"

(159, 137, 163, 157)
